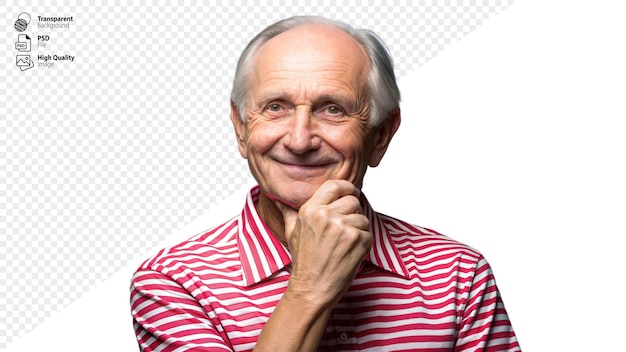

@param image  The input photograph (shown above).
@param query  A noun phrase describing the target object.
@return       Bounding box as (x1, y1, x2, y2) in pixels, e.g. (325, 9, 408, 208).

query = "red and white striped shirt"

(130, 186, 520, 351)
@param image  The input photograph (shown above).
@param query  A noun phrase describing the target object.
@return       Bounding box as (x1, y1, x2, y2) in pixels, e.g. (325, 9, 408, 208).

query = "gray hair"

(230, 16, 400, 127)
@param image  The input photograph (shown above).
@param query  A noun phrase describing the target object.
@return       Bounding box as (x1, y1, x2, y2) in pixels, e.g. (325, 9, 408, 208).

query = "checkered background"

(0, 1, 513, 348)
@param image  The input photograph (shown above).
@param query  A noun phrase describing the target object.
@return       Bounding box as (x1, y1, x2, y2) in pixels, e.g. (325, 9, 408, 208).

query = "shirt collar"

(237, 186, 409, 287)
(361, 195, 410, 279)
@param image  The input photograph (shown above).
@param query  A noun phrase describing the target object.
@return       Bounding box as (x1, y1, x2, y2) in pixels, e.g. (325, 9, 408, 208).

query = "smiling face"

(231, 24, 399, 209)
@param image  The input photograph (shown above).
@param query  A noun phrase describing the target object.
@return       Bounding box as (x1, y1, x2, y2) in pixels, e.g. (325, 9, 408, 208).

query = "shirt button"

(339, 332, 348, 341)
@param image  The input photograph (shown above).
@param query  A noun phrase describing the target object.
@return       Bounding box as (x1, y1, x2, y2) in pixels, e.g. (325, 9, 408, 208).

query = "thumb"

(275, 201, 297, 242)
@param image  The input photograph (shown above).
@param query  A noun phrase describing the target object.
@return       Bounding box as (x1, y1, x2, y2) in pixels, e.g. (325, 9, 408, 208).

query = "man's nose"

(283, 107, 321, 154)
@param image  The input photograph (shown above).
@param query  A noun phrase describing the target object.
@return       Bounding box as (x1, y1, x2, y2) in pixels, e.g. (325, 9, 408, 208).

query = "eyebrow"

(256, 92, 289, 105)
(256, 92, 357, 110)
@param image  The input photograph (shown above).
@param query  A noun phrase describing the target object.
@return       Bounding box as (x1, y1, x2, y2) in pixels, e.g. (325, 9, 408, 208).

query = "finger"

(355, 229, 374, 254)
(327, 194, 363, 216)
(310, 180, 360, 206)
(338, 213, 370, 232)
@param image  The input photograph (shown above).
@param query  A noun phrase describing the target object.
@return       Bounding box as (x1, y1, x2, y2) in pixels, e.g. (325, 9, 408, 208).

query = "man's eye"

(267, 103, 282, 112)
(324, 105, 344, 115)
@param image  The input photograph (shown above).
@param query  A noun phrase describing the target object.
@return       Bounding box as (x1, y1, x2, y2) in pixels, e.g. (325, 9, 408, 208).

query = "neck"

(255, 192, 288, 247)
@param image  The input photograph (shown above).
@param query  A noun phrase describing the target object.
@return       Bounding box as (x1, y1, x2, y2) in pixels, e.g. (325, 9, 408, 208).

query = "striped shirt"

(130, 186, 520, 351)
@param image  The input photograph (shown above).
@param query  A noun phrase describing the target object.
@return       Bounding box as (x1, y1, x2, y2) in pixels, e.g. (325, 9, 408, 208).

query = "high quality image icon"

(16, 55, 34, 71)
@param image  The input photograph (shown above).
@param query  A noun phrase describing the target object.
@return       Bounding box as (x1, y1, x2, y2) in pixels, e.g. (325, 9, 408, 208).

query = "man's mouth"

(275, 158, 333, 177)
(282, 162, 329, 168)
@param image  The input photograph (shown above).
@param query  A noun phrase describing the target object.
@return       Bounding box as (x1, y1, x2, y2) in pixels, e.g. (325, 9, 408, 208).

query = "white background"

(5, 0, 626, 351)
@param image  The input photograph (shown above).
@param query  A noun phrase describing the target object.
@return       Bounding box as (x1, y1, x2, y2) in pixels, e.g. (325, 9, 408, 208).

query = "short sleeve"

(454, 256, 521, 351)
(130, 269, 234, 352)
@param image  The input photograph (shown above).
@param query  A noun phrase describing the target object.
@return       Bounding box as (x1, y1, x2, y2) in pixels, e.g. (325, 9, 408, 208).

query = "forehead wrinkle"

(250, 24, 371, 111)
(257, 66, 363, 96)
(253, 26, 370, 79)
(253, 82, 302, 105)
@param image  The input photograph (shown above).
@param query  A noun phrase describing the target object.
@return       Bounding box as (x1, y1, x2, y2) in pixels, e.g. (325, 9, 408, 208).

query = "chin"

(279, 191, 313, 209)
(274, 183, 318, 208)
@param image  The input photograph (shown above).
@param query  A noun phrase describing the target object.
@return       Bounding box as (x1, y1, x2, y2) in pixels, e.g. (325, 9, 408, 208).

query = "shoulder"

(379, 212, 484, 263)
(134, 215, 240, 277)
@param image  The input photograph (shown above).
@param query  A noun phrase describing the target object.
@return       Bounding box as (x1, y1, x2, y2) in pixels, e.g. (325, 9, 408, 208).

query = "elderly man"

(130, 16, 520, 351)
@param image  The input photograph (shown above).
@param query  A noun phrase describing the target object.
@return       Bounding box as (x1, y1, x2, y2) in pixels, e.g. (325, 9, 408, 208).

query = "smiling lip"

(283, 162, 329, 167)
(277, 160, 332, 176)
(282, 162, 330, 170)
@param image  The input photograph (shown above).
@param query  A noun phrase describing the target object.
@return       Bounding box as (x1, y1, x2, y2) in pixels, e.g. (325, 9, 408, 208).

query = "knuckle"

(300, 203, 315, 216)
(346, 195, 360, 208)
(316, 207, 330, 219)
(331, 216, 347, 228)
(344, 226, 361, 240)
(326, 180, 342, 194)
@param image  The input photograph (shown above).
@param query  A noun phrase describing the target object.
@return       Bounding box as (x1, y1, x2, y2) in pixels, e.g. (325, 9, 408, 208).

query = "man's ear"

(230, 100, 248, 159)
(368, 107, 401, 167)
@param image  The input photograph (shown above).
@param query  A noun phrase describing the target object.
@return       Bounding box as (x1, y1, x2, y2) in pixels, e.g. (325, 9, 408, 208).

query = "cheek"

(323, 123, 370, 158)
(245, 118, 283, 154)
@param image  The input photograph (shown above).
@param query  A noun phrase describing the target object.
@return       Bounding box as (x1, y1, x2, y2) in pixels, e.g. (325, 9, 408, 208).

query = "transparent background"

(0, 1, 513, 348)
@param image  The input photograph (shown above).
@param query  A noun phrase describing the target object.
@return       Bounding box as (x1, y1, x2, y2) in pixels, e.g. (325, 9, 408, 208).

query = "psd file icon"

(16, 34, 31, 52)
(16, 55, 34, 71)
